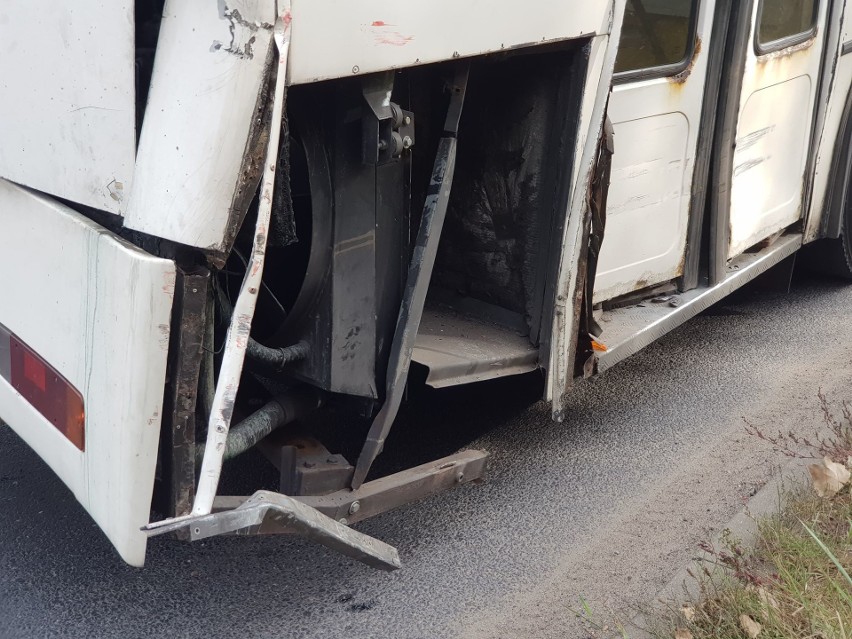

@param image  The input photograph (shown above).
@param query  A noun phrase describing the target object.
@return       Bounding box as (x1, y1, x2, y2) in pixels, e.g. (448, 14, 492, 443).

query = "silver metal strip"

(596, 233, 802, 373)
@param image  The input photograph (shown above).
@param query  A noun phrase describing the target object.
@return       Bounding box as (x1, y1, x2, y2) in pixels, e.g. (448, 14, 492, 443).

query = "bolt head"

(338, 518, 348, 525)
(349, 500, 361, 515)
(403, 115, 411, 125)
(402, 136, 413, 149)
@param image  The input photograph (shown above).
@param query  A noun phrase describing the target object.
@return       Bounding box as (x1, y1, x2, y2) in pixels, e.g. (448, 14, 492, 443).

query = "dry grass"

(663, 393, 852, 639)
(571, 394, 852, 639)
(671, 489, 852, 639)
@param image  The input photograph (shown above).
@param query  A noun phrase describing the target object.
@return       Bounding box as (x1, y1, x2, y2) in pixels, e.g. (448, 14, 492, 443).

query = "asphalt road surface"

(3, 270, 852, 639)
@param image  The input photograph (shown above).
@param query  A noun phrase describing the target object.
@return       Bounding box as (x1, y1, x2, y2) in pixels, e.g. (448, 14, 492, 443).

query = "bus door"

(594, 0, 712, 303)
(726, 0, 829, 259)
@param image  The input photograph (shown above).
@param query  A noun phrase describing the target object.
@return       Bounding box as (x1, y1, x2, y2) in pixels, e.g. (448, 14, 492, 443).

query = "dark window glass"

(615, 0, 696, 75)
(757, 0, 817, 48)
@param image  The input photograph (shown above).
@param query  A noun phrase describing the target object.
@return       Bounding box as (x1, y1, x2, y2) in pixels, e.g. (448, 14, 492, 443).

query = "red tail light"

(1, 325, 85, 451)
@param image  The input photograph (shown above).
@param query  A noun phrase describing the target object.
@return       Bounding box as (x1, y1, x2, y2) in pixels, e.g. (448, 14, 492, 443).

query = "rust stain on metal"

(757, 35, 816, 64)
(669, 37, 702, 85)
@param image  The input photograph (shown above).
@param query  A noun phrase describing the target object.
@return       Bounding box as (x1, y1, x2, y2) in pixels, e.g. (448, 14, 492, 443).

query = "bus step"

(412, 305, 539, 388)
(594, 233, 802, 373)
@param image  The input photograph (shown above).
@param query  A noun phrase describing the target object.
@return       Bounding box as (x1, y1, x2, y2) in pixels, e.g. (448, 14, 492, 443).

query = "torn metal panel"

(124, 0, 277, 256)
(547, 6, 626, 419)
(0, 1, 136, 215)
(192, 8, 291, 517)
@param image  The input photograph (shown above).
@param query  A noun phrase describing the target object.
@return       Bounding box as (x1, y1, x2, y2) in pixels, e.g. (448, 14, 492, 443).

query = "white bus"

(1, 0, 850, 569)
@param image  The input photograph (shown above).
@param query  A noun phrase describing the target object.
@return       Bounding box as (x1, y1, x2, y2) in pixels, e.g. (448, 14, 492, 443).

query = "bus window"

(614, 0, 697, 77)
(756, 0, 817, 53)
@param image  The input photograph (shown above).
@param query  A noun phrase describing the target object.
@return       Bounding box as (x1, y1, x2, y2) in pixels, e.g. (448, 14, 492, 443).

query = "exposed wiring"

(232, 246, 289, 319)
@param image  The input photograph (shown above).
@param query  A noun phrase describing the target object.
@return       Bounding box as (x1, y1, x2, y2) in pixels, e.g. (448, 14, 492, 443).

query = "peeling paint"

(213, 5, 272, 60)
(757, 35, 816, 63)
(106, 179, 124, 202)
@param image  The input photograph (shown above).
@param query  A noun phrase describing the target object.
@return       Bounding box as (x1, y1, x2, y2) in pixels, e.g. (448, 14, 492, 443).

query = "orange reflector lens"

(3, 330, 85, 451)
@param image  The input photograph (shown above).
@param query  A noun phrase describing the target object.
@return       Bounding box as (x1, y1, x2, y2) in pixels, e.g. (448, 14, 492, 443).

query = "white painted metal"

(728, 1, 828, 258)
(0, 179, 175, 566)
(805, 2, 852, 242)
(595, 1, 715, 303)
(124, 0, 277, 253)
(126, 0, 610, 254)
(0, 1, 136, 215)
(547, 0, 627, 417)
(287, 0, 610, 86)
(193, 8, 292, 517)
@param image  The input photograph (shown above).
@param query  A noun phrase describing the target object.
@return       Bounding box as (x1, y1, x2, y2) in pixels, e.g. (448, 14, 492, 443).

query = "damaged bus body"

(2, 0, 852, 569)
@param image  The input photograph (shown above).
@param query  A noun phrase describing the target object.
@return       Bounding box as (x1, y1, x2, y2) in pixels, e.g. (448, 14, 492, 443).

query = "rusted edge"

(208, 42, 278, 268)
(756, 34, 817, 62)
(158, 267, 211, 523)
(669, 36, 703, 84)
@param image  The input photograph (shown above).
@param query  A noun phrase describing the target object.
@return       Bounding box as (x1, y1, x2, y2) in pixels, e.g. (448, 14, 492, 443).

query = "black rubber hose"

(196, 387, 321, 463)
(214, 284, 309, 372)
(245, 339, 310, 373)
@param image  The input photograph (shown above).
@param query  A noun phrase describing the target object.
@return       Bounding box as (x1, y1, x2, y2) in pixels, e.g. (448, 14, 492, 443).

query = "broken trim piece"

(145, 490, 402, 571)
(192, 5, 292, 517)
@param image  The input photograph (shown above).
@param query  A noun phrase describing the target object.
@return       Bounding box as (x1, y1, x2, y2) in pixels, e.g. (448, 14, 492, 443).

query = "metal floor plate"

(412, 305, 539, 388)
(595, 233, 802, 372)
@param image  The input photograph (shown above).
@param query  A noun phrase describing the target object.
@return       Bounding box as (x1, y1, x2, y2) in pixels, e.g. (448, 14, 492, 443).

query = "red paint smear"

(371, 20, 390, 26)
(375, 32, 413, 46)
(282, 11, 292, 25)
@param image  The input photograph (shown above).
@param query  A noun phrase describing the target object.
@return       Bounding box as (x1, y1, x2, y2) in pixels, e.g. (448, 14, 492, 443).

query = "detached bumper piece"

(144, 490, 401, 571)
(144, 449, 487, 571)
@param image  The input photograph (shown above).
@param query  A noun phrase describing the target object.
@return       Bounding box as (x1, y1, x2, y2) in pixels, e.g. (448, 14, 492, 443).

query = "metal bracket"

(145, 449, 486, 571)
(144, 490, 401, 571)
(351, 62, 470, 490)
(257, 433, 354, 496)
(361, 72, 415, 164)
